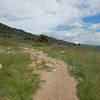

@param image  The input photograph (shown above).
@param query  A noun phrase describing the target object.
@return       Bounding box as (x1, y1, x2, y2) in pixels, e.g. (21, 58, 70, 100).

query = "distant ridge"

(0, 23, 76, 46)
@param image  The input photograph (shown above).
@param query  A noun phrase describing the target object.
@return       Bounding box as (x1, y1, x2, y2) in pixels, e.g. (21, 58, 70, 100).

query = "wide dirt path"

(25, 48, 79, 100)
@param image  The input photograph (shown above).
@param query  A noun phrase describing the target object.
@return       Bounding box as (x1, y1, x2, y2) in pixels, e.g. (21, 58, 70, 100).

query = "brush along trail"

(24, 47, 79, 100)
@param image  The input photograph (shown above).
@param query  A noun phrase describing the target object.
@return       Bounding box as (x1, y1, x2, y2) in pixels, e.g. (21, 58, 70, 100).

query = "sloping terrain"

(0, 23, 75, 45)
(25, 48, 79, 100)
(0, 46, 41, 100)
(0, 23, 100, 100)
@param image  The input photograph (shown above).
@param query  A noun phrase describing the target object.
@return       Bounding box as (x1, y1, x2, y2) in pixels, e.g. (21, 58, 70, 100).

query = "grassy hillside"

(0, 23, 75, 46)
(0, 46, 41, 100)
(0, 23, 100, 100)
(0, 23, 37, 44)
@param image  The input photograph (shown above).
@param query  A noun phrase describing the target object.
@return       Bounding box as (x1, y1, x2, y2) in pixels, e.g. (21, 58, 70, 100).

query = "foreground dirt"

(24, 48, 79, 100)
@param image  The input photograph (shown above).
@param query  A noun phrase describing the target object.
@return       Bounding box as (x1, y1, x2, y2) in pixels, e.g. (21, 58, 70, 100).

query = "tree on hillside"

(37, 35, 48, 43)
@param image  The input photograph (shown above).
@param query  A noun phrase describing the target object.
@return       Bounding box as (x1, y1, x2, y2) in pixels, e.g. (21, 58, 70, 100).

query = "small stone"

(45, 54, 48, 56)
(37, 60, 41, 64)
(78, 78, 84, 82)
(45, 63, 54, 68)
(0, 64, 3, 69)
(60, 51, 66, 54)
(53, 69, 57, 72)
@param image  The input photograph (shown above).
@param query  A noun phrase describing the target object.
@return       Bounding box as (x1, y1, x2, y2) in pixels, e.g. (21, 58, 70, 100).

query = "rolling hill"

(0, 23, 76, 46)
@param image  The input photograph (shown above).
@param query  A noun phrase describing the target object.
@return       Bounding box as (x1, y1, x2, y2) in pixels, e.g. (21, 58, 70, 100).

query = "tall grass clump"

(0, 46, 40, 100)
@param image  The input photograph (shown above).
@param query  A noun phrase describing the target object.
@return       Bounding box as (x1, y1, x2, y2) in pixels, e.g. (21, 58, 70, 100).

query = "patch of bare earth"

(24, 48, 79, 100)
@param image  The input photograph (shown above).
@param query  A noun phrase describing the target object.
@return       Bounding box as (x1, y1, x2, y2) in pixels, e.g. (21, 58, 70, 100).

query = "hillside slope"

(0, 23, 75, 46)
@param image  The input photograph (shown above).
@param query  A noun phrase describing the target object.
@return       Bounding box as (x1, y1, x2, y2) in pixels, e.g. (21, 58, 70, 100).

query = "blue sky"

(82, 14, 100, 24)
(0, 0, 100, 45)
(49, 14, 100, 45)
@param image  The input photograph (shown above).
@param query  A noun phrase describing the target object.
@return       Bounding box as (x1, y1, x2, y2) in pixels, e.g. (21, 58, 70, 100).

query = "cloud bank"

(0, 0, 100, 45)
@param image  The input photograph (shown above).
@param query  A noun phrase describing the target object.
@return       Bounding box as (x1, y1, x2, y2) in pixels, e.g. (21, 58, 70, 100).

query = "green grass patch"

(0, 46, 41, 100)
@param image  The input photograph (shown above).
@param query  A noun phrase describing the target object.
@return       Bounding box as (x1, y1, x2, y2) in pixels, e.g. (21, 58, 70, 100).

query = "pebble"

(0, 64, 3, 69)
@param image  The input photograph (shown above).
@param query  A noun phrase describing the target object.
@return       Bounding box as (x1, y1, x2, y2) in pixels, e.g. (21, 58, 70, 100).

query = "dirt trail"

(25, 48, 79, 100)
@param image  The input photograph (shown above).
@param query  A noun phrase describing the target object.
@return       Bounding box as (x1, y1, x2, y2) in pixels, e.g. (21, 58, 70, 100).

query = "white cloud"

(0, 0, 100, 45)
(43, 26, 100, 45)
(89, 23, 100, 30)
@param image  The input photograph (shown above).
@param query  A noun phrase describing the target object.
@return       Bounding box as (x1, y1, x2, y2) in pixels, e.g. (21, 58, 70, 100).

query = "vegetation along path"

(25, 47, 79, 100)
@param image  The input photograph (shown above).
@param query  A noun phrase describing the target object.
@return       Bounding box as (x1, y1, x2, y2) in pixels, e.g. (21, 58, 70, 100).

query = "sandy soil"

(25, 48, 79, 100)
